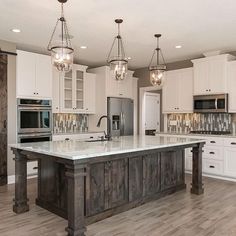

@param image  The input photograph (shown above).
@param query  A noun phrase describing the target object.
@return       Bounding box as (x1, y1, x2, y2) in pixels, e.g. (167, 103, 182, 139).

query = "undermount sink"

(85, 139, 109, 143)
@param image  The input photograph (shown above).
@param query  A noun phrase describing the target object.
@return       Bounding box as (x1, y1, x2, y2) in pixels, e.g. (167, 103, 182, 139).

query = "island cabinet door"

(143, 154, 161, 197)
(128, 156, 143, 202)
(104, 159, 129, 209)
(85, 159, 128, 216)
(160, 150, 185, 191)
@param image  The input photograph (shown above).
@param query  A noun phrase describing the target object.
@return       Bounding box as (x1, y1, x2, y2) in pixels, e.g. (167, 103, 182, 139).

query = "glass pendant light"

(149, 34, 166, 86)
(107, 19, 128, 81)
(47, 0, 74, 72)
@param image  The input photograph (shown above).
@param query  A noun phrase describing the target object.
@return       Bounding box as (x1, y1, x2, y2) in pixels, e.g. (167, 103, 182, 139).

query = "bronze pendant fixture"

(107, 19, 128, 81)
(47, 0, 74, 72)
(149, 34, 166, 86)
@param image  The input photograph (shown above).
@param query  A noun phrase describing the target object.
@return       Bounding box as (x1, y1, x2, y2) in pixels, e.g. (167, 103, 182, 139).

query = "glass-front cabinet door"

(62, 70, 73, 111)
(75, 69, 84, 111)
(60, 65, 87, 113)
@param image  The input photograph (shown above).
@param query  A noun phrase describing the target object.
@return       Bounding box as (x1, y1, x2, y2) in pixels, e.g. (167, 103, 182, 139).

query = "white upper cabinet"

(17, 50, 52, 99)
(227, 61, 236, 112)
(192, 54, 235, 95)
(84, 73, 96, 114)
(52, 69, 60, 113)
(58, 64, 96, 114)
(163, 68, 193, 113)
(163, 71, 178, 113)
(106, 69, 134, 99)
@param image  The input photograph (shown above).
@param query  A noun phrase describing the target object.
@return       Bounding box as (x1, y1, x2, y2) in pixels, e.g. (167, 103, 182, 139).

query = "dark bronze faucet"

(97, 115, 112, 141)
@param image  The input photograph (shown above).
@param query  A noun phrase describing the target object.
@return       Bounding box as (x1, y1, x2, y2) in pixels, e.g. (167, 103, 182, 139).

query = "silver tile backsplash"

(167, 113, 236, 133)
(53, 113, 89, 133)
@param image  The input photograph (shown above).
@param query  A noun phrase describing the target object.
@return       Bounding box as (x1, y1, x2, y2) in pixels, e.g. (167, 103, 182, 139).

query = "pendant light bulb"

(47, 0, 74, 72)
(107, 19, 128, 81)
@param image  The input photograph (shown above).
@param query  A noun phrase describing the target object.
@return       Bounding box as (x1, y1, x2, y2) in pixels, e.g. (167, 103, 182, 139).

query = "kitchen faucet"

(97, 115, 112, 141)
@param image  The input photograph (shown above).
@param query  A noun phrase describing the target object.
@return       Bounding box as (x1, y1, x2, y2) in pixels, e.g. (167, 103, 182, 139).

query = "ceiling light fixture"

(80, 46, 87, 49)
(47, 0, 74, 72)
(107, 19, 128, 81)
(148, 34, 166, 87)
(11, 29, 21, 33)
(175, 45, 182, 49)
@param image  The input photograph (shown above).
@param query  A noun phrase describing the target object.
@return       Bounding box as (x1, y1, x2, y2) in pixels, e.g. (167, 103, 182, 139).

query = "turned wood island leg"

(12, 149, 29, 213)
(65, 164, 86, 236)
(191, 143, 204, 195)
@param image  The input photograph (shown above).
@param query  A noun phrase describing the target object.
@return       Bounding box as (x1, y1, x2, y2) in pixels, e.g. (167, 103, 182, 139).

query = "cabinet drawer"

(203, 146, 223, 161)
(203, 159, 223, 175)
(27, 161, 38, 176)
(205, 138, 224, 147)
(224, 138, 236, 148)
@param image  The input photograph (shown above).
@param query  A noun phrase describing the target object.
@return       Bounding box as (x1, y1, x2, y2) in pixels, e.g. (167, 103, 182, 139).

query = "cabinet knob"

(209, 89, 211, 92)
(231, 142, 236, 145)
(210, 141, 216, 143)
(209, 152, 215, 155)
(206, 89, 208, 92)
(209, 165, 215, 169)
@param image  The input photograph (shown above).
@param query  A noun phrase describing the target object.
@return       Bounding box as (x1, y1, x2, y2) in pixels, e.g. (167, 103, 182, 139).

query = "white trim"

(185, 171, 236, 183)
(7, 175, 37, 185)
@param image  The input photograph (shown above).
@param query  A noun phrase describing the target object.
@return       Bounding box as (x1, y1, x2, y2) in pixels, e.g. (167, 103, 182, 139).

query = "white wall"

(0, 40, 17, 176)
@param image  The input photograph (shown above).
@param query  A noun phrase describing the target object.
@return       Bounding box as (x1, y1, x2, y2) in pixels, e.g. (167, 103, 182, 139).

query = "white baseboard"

(8, 174, 37, 185)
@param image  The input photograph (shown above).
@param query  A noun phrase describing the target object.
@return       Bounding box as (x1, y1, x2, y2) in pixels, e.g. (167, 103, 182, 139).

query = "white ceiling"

(1, 0, 236, 69)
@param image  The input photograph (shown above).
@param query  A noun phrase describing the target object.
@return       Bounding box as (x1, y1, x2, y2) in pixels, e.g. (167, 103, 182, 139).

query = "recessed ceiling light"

(80, 46, 87, 49)
(175, 45, 182, 49)
(11, 28, 21, 33)
(127, 57, 132, 60)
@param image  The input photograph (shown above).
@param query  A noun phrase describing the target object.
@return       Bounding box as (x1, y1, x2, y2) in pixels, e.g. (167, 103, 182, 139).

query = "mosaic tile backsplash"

(167, 113, 236, 133)
(53, 113, 89, 133)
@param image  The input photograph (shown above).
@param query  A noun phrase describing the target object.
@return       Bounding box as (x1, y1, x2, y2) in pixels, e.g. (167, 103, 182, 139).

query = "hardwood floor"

(1, 175, 236, 236)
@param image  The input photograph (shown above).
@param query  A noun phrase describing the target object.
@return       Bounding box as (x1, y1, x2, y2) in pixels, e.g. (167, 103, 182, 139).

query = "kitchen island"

(11, 135, 205, 236)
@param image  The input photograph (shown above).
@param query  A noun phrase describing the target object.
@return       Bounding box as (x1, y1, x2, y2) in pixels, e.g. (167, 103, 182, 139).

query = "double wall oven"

(17, 99, 52, 143)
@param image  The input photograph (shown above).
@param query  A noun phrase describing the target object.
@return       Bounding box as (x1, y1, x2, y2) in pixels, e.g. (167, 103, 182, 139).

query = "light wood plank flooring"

(1, 175, 236, 236)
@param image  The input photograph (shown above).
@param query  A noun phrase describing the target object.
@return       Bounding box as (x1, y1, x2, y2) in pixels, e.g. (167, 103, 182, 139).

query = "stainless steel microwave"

(193, 94, 228, 113)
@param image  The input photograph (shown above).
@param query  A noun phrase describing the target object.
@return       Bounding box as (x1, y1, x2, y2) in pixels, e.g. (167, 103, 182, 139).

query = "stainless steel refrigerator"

(107, 97, 134, 136)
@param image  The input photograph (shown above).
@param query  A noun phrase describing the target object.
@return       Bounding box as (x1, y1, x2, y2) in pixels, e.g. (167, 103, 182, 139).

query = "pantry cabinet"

(163, 68, 193, 113)
(192, 54, 235, 95)
(17, 50, 52, 99)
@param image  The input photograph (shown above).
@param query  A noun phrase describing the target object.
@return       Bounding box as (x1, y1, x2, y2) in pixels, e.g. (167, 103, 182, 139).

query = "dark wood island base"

(11, 142, 204, 236)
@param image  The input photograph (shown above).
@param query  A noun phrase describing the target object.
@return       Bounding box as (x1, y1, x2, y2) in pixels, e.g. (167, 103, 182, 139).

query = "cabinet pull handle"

(210, 141, 216, 143)
(231, 142, 236, 145)
(209, 165, 215, 168)
(65, 138, 70, 141)
(209, 152, 215, 155)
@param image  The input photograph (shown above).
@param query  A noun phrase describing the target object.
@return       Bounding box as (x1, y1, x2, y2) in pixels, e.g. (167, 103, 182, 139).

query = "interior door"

(145, 92, 160, 131)
(121, 98, 134, 136)
(0, 55, 7, 185)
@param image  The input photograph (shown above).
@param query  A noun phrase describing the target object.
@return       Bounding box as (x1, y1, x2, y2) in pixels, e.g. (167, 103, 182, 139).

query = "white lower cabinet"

(203, 159, 224, 175)
(160, 134, 236, 180)
(224, 147, 236, 178)
(27, 161, 38, 176)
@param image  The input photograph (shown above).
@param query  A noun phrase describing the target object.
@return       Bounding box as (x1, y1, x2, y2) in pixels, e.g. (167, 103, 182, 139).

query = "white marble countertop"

(156, 132, 236, 138)
(10, 135, 205, 161)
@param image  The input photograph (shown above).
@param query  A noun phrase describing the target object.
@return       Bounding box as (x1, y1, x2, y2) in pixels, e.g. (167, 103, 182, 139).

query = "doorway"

(144, 92, 160, 134)
(0, 55, 7, 186)
(139, 86, 163, 135)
